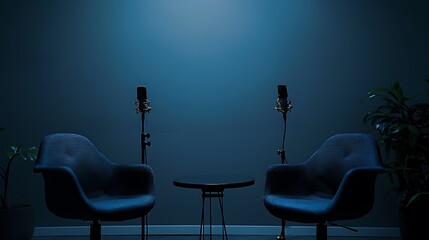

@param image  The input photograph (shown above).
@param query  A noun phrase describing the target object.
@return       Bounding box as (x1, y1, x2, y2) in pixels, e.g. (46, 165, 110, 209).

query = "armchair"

(264, 133, 384, 240)
(34, 133, 156, 240)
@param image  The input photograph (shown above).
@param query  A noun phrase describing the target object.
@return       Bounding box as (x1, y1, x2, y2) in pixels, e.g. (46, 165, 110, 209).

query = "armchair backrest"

(35, 133, 113, 196)
(304, 133, 383, 197)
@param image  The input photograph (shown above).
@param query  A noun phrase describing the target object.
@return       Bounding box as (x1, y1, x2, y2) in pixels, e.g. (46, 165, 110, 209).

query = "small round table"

(173, 175, 255, 240)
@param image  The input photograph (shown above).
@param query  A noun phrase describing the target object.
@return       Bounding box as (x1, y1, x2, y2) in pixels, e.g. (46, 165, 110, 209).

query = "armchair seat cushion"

(89, 194, 156, 221)
(264, 194, 333, 223)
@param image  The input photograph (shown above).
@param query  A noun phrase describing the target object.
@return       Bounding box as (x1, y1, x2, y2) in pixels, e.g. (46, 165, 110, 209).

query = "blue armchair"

(34, 133, 156, 240)
(264, 133, 384, 240)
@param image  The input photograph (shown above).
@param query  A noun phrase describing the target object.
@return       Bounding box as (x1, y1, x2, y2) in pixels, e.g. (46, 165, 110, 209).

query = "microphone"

(275, 84, 292, 114)
(136, 86, 151, 113)
(137, 86, 147, 102)
(278, 84, 288, 99)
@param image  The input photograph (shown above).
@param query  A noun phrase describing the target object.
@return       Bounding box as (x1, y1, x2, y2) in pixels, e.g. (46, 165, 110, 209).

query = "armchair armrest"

(108, 164, 155, 195)
(33, 166, 93, 219)
(329, 167, 385, 220)
(264, 163, 311, 195)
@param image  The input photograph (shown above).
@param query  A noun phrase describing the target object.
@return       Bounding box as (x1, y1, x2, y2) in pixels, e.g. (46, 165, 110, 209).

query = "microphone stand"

(139, 112, 151, 165)
(274, 97, 292, 240)
(275, 99, 292, 164)
(278, 113, 287, 164)
(135, 99, 151, 240)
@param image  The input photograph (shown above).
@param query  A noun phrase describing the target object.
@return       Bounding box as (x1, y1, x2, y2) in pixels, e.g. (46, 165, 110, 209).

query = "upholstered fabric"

(264, 133, 384, 224)
(34, 133, 156, 222)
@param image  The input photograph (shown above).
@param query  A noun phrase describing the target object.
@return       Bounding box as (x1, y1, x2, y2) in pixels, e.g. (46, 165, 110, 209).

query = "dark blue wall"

(1, 0, 428, 228)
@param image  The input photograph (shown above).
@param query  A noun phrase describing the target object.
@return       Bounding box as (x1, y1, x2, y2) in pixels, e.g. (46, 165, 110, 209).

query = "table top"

(173, 174, 255, 192)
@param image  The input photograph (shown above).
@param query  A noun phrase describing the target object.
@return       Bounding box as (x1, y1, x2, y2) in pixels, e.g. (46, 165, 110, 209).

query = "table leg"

(210, 196, 212, 240)
(200, 191, 228, 240)
(200, 194, 206, 240)
(218, 194, 228, 240)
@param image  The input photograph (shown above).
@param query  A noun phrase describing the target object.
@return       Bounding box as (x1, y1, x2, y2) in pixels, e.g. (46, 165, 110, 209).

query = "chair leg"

(316, 222, 327, 240)
(90, 220, 101, 240)
(276, 219, 286, 240)
(142, 215, 146, 240)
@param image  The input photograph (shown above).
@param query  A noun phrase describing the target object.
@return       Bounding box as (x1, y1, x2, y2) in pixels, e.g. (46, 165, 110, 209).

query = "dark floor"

(32, 235, 399, 240)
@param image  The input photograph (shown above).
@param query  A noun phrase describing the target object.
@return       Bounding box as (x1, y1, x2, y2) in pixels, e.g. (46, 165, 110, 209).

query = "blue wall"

(1, 0, 428, 228)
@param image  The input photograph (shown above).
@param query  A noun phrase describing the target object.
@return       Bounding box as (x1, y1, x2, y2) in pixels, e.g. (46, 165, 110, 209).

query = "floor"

(32, 235, 399, 240)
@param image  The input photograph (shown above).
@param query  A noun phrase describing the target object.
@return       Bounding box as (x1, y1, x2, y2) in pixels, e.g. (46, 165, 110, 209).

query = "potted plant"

(0, 127, 38, 240)
(363, 80, 429, 240)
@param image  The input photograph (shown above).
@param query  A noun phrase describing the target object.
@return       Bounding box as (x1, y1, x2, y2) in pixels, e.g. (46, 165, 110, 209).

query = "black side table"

(173, 175, 255, 240)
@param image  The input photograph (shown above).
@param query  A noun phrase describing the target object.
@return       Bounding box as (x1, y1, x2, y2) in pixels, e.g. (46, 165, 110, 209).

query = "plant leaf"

(20, 147, 38, 161)
(406, 192, 429, 208)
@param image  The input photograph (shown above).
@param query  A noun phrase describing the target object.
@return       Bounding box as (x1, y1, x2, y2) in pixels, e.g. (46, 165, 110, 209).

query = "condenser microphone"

(275, 84, 291, 114)
(136, 86, 151, 113)
(137, 86, 147, 102)
(278, 84, 288, 99)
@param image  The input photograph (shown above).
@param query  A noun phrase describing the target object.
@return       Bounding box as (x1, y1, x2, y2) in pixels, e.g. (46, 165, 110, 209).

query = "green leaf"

(4, 150, 15, 159)
(3, 144, 38, 161)
(20, 147, 38, 161)
(406, 192, 429, 208)
(367, 87, 391, 96)
(392, 81, 404, 98)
